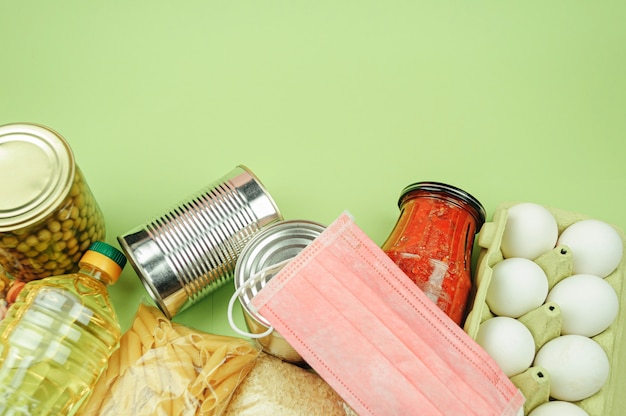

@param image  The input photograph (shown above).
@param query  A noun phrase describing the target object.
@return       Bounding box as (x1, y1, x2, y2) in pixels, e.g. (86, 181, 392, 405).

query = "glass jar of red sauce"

(381, 182, 485, 326)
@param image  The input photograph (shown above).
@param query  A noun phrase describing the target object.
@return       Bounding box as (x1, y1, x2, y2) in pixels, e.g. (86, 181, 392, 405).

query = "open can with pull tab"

(231, 219, 325, 365)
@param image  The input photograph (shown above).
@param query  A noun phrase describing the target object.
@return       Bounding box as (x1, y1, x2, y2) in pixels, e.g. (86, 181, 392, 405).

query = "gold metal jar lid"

(0, 123, 75, 232)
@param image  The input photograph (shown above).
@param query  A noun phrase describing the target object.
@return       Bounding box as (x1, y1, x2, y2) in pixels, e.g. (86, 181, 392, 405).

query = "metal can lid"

(0, 123, 75, 231)
(234, 219, 325, 327)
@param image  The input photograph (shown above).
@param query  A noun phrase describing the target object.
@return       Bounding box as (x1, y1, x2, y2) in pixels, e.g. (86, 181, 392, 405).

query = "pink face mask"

(250, 212, 524, 416)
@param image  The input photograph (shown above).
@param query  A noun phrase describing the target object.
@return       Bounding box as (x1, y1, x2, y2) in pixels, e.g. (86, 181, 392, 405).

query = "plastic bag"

(0, 271, 9, 321)
(79, 303, 260, 416)
(224, 352, 357, 416)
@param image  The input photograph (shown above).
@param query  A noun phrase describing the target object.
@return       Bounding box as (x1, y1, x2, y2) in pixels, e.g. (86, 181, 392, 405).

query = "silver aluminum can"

(118, 165, 282, 319)
(234, 219, 325, 364)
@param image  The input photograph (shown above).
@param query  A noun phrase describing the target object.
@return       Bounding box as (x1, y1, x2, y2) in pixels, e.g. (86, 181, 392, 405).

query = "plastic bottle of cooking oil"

(0, 241, 126, 415)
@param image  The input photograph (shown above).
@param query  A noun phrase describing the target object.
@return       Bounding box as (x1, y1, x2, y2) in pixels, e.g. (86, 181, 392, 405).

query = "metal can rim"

(234, 219, 325, 327)
(235, 164, 283, 228)
(0, 123, 75, 231)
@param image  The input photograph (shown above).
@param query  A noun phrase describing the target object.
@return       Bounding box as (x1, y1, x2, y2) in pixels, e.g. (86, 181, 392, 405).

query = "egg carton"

(464, 202, 626, 416)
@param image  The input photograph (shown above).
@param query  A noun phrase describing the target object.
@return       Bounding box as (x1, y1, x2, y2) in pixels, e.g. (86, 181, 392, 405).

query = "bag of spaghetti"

(79, 303, 260, 416)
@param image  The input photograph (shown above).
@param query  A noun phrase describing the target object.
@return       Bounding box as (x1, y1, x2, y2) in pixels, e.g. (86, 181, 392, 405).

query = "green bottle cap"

(87, 241, 127, 269)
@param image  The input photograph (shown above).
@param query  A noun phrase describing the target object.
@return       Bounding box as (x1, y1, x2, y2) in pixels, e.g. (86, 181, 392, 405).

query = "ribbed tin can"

(234, 219, 325, 364)
(118, 165, 282, 319)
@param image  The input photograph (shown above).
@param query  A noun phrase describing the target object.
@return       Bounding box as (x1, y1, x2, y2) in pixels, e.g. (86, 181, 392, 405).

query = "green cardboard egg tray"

(464, 202, 626, 416)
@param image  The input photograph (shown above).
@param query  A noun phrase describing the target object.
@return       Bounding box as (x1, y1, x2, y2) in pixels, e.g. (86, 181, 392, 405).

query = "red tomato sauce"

(382, 182, 485, 325)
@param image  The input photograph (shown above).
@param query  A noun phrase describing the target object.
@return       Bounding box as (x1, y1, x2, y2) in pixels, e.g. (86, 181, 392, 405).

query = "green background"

(1, 0, 625, 358)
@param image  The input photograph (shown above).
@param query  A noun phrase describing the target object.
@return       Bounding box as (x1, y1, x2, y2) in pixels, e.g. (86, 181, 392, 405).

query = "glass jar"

(0, 123, 106, 288)
(381, 182, 485, 325)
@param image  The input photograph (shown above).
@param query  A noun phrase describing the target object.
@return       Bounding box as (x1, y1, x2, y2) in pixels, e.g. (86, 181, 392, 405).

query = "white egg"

(486, 257, 549, 318)
(547, 273, 619, 337)
(534, 335, 609, 402)
(475, 316, 535, 377)
(501, 203, 559, 260)
(528, 401, 589, 416)
(557, 219, 623, 278)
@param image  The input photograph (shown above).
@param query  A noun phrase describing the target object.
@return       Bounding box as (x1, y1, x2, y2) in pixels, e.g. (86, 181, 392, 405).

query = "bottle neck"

(79, 264, 113, 285)
(400, 191, 485, 229)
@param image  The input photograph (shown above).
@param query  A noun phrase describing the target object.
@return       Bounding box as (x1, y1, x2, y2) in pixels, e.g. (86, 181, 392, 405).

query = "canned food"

(118, 165, 282, 319)
(234, 219, 325, 364)
(0, 123, 106, 283)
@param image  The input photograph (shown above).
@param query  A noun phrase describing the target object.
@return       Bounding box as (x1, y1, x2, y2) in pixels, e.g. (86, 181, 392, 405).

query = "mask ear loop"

(227, 259, 291, 339)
